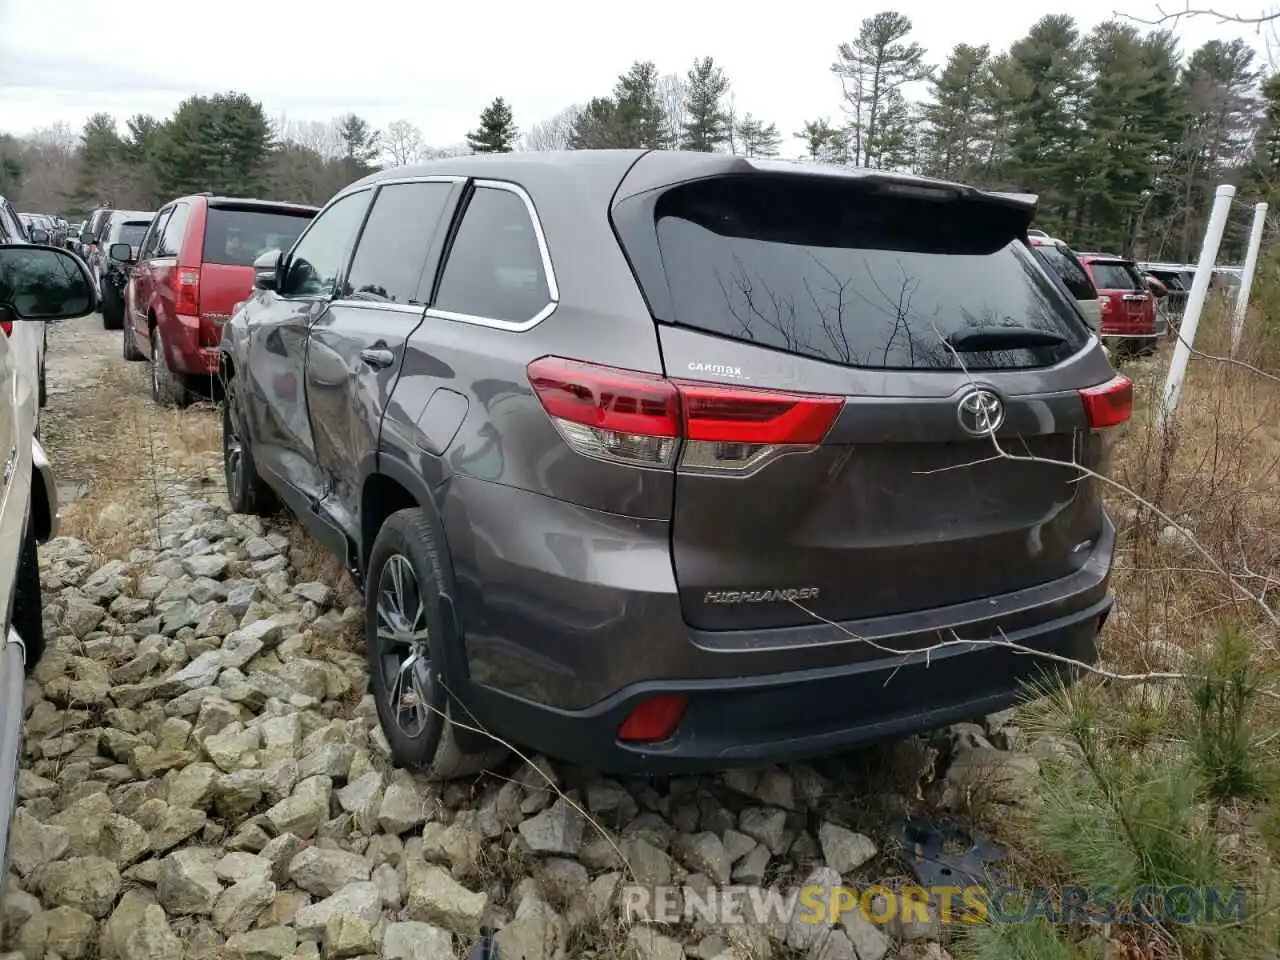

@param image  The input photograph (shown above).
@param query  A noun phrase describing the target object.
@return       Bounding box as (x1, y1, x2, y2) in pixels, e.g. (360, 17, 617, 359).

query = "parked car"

(79, 207, 114, 283)
(1077, 252, 1158, 355)
(94, 210, 153, 330)
(120, 195, 318, 405)
(0, 197, 49, 411)
(1028, 234, 1104, 332)
(220, 151, 1131, 778)
(66, 221, 85, 255)
(0, 243, 87, 895)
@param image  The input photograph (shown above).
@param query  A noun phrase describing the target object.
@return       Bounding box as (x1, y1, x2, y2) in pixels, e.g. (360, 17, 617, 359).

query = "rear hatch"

(610, 164, 1126, 630)
(195, 203, 316, 346)
(1085, 259, 1155, 336)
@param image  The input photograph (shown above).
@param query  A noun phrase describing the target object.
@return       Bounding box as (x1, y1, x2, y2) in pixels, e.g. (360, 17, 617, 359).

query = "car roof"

(343, 149, 1039, 214)
(171, 194, 319, 213)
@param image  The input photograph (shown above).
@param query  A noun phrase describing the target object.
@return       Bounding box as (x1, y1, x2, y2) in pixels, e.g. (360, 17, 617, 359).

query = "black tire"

(13, 519, 44, 673)
(150, 327, 189, 408)
(101, 283, 123, 330)
(365, 508, 507, 780)
(122, 316, 145, 362)
(222, 380, 276, 516)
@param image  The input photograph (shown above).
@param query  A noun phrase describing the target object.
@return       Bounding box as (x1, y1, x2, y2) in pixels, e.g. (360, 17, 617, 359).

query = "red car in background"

(117, 194, 318, 406)
(1076, 252, 1159, 355)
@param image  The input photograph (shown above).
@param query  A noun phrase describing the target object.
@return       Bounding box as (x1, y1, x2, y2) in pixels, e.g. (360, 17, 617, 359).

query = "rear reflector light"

(526, 356, 843, 471)
(1080, 374, 1133, 429)
(617, 694, 687, 743)
(177, 268, 201, 316)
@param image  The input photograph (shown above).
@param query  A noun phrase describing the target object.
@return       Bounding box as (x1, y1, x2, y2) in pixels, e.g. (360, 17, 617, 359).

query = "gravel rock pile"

(2, 494, 1042, 960)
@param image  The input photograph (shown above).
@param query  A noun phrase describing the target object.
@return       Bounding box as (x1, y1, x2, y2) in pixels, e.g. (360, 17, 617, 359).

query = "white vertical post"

(1230, 201, 1267, 356)
(1158, 183, 1236, 435)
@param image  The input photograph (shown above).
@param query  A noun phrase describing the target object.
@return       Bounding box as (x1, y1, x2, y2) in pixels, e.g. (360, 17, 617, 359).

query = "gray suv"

(220, 150, 1131, 778)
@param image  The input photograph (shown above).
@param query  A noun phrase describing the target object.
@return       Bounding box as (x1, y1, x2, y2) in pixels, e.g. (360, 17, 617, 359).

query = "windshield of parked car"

(204, 207, 314, 267)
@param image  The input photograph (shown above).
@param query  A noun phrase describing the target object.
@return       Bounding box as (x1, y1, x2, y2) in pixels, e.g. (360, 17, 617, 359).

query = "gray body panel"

(222, 149, 1118, 770)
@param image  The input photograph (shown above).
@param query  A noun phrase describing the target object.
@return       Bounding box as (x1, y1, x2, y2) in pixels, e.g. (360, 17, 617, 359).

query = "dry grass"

(962, 295, 1280, 960)
(48, 363, 223, 559)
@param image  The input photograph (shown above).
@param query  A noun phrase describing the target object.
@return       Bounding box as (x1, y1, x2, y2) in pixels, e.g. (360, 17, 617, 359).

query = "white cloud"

(0, 0, 1269, 154)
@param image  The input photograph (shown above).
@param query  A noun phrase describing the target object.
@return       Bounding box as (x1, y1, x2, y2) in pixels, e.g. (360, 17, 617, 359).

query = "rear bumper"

(165, 314, 220, 376)
(467, 597, 1108, 774)
(446, 475, 1116, 774)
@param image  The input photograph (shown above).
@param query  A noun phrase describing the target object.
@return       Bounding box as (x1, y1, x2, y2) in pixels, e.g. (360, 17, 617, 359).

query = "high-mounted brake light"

(527, 356, 843, 472)
(1080, 374, 1133, 429)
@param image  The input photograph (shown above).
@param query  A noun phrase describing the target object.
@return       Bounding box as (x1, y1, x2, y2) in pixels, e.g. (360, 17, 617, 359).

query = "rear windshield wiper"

(945, 327, 1068, 352)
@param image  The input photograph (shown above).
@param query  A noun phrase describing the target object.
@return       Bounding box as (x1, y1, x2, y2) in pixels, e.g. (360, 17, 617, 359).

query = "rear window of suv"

(117, 221, 150, 246)
(204, 206, 314, 267)
(650, 175, 1089, 371)
(1088, 261, 1143, 290)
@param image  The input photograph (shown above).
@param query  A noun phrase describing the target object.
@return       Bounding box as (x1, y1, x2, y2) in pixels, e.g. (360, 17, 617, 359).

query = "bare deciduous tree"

(383, 119, 426, 167)
(522, 105, 584, 151)
(657, 72, 687, 148)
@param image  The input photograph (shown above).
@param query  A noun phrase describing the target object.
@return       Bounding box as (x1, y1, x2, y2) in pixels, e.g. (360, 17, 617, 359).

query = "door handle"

(359, 348, 395, 369)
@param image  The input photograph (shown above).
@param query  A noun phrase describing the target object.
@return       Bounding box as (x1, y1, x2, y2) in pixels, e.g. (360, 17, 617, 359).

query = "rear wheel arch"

(28, 471, 53, 543)
(358, 458, 489, 755)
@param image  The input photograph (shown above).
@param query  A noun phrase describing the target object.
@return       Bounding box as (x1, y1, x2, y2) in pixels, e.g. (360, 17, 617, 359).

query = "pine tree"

(796, 119, 848, 163)
(736, 115, 782, 157)
(681, 57, 732, 152)
(569, 98, 623, 149)
(72, 113, 124, 206)
(338, 113, 381, 174)
(832, 11, 931, 168)
(614, 61, 669, 149)
(149, 93, 272, 198)
(920, 43, 991, 180)
(467, 98, 519, 153)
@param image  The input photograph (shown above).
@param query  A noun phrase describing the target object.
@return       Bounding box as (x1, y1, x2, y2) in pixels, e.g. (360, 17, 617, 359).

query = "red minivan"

(1076, 253, 1158, 355)
(122, 195, 318, 405)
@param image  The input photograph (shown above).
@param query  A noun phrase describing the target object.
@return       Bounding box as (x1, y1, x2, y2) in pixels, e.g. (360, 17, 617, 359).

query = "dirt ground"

(38, 310, 225, 541)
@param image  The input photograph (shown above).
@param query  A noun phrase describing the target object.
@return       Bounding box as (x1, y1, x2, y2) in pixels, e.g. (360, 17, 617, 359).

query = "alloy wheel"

(375, 554, 434, 738)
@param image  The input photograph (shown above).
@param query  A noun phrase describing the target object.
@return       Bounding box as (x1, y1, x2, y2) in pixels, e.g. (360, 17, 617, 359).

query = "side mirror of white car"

(0, 244, 99, 322)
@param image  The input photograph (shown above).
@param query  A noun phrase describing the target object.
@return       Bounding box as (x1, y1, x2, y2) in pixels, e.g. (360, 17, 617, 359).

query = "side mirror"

(253, 248, 282, 291)
(29, 228, 49, 245)
(109, 242, 136, 263)
(0, 244, 98, 321)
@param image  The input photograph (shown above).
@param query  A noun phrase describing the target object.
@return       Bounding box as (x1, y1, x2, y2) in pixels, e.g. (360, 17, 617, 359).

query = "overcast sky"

(0, 0, 1271, 157)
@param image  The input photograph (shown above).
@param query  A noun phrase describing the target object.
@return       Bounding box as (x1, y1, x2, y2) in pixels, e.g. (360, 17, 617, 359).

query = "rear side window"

(204, 206, 314, 267)
(157, 202, 190, 257)
(650, 176, 1088, 371)
(432, 185, 552, 325)
(343, 182, 453, 305)
(1088, 261, 1142, 290)
(1033, 244, 1096, 301)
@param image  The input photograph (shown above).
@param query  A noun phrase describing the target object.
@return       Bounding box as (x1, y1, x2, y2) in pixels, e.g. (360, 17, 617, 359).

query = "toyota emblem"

(957, 389, 1004, 436)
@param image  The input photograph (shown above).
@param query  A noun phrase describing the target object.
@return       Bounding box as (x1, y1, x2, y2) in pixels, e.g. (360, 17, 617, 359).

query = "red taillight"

(617, 694, 687, 743)
(177, 268, 201, 316)
(673, 380, 844, 444)
(1080, 374, 1133, 429)
(526, 356, 843, 472)
(0, 319, 11, 337)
